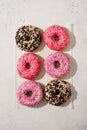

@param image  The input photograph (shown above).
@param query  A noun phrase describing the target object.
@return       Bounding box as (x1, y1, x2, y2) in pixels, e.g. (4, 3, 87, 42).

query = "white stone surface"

(0, 0, 87, 130)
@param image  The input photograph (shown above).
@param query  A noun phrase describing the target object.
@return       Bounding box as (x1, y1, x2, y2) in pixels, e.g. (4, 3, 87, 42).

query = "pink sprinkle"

(17, 53, 41, 80)
(16, 81, 43, 107)
(44, 52, 70, 78)
(43, 25, 69, 51)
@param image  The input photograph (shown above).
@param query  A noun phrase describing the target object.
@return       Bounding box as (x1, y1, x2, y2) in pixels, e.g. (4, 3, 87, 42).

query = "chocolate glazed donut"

(15, 25, 42, 51)
(44, 79, 71, 106)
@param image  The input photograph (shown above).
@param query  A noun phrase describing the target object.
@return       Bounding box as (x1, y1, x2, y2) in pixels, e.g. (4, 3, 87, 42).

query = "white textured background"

(0, 0, 87, 130)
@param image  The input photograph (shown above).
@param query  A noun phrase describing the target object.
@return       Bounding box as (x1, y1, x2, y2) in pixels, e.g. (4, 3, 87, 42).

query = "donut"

(17, 53, 41, 80)
(43, 25, 69, 51)
(45, 79, 71, 106)
(16, 81, 43, 107)
(44, 52, 70, 78)
(15, 25, 42, 51)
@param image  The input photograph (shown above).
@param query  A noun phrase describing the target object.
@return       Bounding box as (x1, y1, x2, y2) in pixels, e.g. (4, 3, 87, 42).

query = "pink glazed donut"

(44, 52, 70, 78)
(17, 53, 41, 80)
(16, 81, 43, 107)
(43, 25, 69, 51)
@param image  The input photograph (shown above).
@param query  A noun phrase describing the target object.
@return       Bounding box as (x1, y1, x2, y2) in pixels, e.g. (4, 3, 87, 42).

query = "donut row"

(17, 80, 71, 107)
(15, 25, 72, 107)
(15, 25, 69, 51)
(17, 52, 70, 79)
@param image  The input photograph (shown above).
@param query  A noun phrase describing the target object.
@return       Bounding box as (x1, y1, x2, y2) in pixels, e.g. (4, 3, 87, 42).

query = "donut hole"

(54, 61, 60, 68)
(52, 35, 59, 41)
(54, 90, 60, 95)
(25, 91, 32, 97)
(26, 63, 30, 69)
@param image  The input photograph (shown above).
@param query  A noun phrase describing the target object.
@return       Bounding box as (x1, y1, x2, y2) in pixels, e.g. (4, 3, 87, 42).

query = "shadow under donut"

(61, 55, 78, 80)
(60, 83, 77, 109)
(35, 56, 45, 80)
(63, 24, 76, 52)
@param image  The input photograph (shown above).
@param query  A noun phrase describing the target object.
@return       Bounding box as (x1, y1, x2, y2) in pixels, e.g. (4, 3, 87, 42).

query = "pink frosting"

(16, 81, 43, 107)
(17, 53, 41, 80)
(44, 52, 70, 78)
(43, 25, 69, 51)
